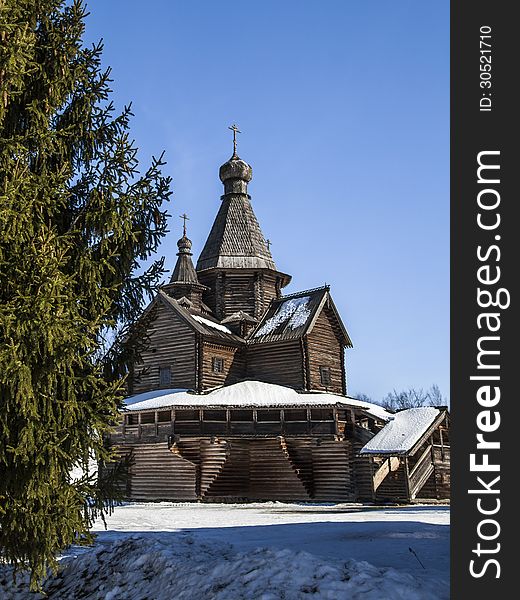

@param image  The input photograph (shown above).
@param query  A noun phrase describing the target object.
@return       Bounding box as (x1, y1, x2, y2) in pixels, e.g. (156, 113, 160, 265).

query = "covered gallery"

(108, 381, 450, 503)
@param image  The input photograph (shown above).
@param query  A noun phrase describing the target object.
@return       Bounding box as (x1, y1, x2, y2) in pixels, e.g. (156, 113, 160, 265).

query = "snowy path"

(1, 502, 449, 599)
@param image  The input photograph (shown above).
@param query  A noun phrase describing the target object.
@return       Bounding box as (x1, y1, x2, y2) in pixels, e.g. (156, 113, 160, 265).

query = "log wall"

(305, 309, 346, 395)
(125, 443, 197, 501)
(114, 436, 357, 502)
(198, 271, 280, 321)
(246, 340, 305, 389)
(131, 302, 197, 395)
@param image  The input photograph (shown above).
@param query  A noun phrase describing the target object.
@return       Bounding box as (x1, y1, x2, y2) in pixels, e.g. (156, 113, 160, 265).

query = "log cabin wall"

(432, 446, 450, 499)
(201, 342, 246, 390)
(198, 270, 280, 321)
(246, 340, 305, 389)
(305, 309, 346, 395)
(130, 302, 197, 395)
(111, 437, 356, 502)
(351, 441, 376, 500)
(123, 443, 198, 501)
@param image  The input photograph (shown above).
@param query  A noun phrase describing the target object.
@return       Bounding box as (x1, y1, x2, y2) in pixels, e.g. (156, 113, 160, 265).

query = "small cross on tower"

(180, 213, 189, 236)
(228, 123, 241, 156)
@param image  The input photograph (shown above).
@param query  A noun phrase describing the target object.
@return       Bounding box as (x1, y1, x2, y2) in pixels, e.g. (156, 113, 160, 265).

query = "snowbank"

(0, 533, 448, 600)
(360, 407, 441, 455)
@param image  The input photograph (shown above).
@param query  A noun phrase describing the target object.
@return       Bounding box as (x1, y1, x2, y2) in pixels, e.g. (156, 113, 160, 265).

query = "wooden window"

(204, 409, 227, 421)
(230, 410, 253, 421)
(140, 412, 155, 424)
(159, 366, 171, 387)
(257, 409, 281, 422)
(127, 413, 139, 426)
(175, 410, 199, 421)
(284, 409, 307, 422)
(311, 408, 334, 421)
(212, 357, 225, 373)
(158, 410, 171, 423)
(319, 366, 331, 386)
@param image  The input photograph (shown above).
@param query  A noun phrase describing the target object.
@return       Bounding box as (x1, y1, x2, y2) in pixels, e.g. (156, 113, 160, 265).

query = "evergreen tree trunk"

(0, 0, 171, 586)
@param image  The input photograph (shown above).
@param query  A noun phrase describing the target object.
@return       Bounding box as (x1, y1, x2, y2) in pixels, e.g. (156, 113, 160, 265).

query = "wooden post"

(369, 457, 376, 502)
(430, 435, 437, 498)
(404, 457, 411, 501)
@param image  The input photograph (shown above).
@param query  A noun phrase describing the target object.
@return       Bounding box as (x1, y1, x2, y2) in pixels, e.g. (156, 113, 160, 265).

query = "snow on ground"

(360, 408, 441, 454)
(0, 502, 449, 599)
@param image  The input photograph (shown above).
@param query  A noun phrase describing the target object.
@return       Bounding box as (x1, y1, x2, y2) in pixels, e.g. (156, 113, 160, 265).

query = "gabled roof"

(248, 286, 353, 347)
(158, 290, 244, 345)
(221, 311, 258, 324)
(196, 195, 278, 271)
(359, 407, 446, 456)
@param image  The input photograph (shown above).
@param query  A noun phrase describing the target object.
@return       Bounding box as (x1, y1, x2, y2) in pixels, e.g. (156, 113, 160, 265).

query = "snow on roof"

(123, 381, 393, 417)
(331, 395, 393, 422)
(359, 407, 441, 455)
(191, 315, 232, 334)
(254, 296, 311, 337)
(124, 389, 196, 411)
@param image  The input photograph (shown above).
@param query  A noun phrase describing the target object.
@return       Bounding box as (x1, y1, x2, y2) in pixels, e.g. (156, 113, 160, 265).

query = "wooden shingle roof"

(248, 286, 353, 347)
(196, 194, 277, 271)
(158, 290, 244, 344)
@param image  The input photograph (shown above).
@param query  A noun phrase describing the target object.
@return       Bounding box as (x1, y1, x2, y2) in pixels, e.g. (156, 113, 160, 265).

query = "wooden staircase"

(279, 437, 314, 497)
(408, 446, 435, 499)
(372, 456, 401, 492)
(203, 440, 250, 499)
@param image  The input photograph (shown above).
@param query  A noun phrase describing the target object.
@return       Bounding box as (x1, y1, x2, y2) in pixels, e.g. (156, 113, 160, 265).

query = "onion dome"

(176, 233, 193, 255)
(219, 155, 253, 185)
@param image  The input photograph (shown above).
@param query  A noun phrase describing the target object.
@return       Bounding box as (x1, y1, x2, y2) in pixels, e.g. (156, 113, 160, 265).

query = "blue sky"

(85, 1, 449, 403)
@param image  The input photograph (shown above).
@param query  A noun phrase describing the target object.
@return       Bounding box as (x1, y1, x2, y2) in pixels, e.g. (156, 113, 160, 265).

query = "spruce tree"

(0, 0, 171, 585)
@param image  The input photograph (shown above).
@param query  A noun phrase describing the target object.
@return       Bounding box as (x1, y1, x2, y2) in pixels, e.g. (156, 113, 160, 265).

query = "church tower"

(196, 126, 291, 320)
(162, 216, 208, 312)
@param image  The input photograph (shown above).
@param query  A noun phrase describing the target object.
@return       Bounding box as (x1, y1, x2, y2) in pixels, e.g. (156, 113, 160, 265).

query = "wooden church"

(107, 130, 450, 503)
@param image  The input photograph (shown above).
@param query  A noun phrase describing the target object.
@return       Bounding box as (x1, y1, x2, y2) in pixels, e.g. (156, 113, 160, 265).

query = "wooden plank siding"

(131, 302, 197, 395)
(305, 308, 346, 395)
(246, 340, 305, 389)
(201, 342, 246, 390)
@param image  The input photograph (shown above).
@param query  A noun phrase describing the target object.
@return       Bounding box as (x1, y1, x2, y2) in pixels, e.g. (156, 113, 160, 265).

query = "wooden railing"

(408, 446, 434, 499)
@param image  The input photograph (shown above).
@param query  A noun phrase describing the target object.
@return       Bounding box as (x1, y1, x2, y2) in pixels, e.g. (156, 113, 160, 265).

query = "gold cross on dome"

(228, 123, 241, 155)
(180, 213, 189, 236)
